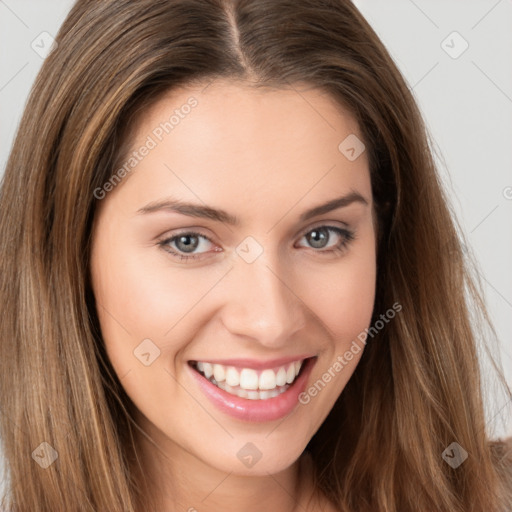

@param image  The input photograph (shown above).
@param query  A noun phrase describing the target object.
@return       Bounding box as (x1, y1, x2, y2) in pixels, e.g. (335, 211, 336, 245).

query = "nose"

(219, 248, 307, 348)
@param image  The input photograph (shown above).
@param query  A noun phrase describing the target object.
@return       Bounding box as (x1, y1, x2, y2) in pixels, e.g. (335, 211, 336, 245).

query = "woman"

(0, 0, 510, 510)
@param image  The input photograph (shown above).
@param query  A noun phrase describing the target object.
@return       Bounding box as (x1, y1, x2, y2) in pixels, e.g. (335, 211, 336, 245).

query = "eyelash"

(157, 225, 355, 262)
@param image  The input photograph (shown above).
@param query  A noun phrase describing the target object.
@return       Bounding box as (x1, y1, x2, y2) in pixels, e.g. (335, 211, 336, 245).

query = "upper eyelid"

(166, 221, 348, 237)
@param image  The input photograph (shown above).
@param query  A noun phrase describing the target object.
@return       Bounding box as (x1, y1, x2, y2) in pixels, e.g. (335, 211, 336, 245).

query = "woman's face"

(90, 79, 376, 478)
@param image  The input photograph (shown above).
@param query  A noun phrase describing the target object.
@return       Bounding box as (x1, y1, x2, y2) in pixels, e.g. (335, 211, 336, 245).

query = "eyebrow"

(137, 191, 368, 225)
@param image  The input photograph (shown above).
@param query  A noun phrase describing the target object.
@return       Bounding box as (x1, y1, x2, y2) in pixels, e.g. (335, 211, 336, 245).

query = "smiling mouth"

(188, 358, 310, 401)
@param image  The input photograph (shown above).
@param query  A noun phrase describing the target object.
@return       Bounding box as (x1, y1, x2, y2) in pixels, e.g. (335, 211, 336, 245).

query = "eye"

(297, 225, 355, 254)
(158, 231, 217, 261)
(158, 224, 355, 262)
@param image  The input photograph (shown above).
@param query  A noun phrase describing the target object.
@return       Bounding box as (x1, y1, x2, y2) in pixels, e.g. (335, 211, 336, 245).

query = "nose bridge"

(221, 243, 305, 345)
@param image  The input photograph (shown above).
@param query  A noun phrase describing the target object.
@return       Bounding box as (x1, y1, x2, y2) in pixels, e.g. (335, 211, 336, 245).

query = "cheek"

(92, 233, 215, 333)
(308, 235, 377, 348)
(90, 243, 206, 429)
(91, 238, 228, 378)
(297, 249, 375, 416)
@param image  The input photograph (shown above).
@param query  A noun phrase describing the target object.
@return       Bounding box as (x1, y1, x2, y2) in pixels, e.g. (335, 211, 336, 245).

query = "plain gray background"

(1, 0, 511, 494)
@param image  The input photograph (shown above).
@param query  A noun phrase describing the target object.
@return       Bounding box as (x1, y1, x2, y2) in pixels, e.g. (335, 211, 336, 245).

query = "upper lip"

(189, 354, 316, 370)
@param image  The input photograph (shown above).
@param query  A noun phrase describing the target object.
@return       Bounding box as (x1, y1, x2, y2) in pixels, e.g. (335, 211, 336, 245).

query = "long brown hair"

(0, 0, 510, 510)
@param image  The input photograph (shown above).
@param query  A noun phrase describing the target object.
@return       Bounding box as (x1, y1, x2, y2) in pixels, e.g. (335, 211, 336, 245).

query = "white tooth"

(224, 383, 234, 394)
(294, 360, 303, 376)
(259, 369, 277, 390)
(247, 390, 259, 400)
(239, 368, 259, 390)
(276, 367, 287, 386)
(236, 388, 248, 399)
(213, 364, 226, 382)
(197, 361, 204, 373)
(269, 389, 279, 398)
(259, 390, 271, 400)
(225, 366, 240, 387)
(286, 363, 295, 384)
(216, 380, 226, 390)
(203, 362, 213, 379)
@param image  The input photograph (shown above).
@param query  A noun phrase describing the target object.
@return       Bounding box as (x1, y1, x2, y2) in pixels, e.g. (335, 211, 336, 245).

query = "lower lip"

(188, 357, 316, 422)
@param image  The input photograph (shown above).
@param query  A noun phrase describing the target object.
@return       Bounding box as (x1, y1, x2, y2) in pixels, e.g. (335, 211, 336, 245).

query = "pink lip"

(188, 356, 317, 422)
(189, 354, 314, 370)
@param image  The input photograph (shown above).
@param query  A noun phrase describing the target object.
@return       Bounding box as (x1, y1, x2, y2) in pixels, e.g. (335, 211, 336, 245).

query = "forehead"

(135, 79, 363, 153)
(107, 79, 372, 218)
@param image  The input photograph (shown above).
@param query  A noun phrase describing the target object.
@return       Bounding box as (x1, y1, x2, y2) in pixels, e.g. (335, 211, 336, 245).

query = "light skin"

(90, 79, 377, 511)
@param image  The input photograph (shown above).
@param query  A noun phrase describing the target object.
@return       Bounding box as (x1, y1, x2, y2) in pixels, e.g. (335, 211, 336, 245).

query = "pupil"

(177, 235, 198, 253)
(308, 228, 328, 249)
